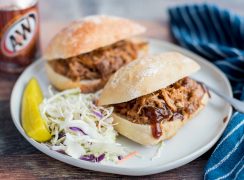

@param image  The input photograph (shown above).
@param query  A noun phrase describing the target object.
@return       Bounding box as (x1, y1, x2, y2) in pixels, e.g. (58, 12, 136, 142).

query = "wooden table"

(0, 0, 242, 179)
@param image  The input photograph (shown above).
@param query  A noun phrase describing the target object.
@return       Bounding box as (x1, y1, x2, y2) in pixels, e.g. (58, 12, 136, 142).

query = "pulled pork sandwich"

(98, 52, 209, 146)
(43, 15, 148, 92)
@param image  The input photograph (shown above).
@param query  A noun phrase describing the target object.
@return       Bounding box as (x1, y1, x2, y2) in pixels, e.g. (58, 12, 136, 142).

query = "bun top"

(99, 52, 200, 105)
(43, 15, 146, 60)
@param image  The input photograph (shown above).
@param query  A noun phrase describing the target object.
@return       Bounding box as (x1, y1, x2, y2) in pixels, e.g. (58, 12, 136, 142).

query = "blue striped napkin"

(168, 4, 244, 180)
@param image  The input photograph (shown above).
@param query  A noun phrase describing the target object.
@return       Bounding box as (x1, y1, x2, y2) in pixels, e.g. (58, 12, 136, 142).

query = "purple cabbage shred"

(69, 127, 87, 135)
(96, 153, 105, 162)
(56, 150, 106, 163)
(118, 155, 123, 160)
(93, 111, 103, 118)
(56, 150, 66, 155)
(58, 132, 65, 139)
(80, 154, 105, 163)
(80, 154, 96, 162)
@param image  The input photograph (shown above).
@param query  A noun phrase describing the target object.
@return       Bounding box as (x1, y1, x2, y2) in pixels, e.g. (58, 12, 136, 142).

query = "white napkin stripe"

(233, 164, 244, 180)
(216, 155, 244, 180)
(212, 119, 244, 154)
(204, 134, 244, 178)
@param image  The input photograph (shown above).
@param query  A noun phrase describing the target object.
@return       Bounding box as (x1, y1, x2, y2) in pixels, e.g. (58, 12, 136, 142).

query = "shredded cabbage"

(39, 88, 126, 162)
(152, 141, 164, 160)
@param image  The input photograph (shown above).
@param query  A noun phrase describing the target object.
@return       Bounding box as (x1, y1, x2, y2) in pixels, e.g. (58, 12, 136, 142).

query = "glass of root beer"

(0, 0, 40, 74)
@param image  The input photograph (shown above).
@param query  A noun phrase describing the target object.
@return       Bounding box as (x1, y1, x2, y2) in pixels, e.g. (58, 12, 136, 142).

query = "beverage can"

(0, 0, 40, 73)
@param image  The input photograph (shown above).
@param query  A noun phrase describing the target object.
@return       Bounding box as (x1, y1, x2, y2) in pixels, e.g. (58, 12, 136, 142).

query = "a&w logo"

(1, 11, 37, 57)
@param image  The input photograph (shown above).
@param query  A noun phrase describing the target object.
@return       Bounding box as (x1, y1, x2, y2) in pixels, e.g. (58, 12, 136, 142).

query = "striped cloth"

(168, 4, 244, 180)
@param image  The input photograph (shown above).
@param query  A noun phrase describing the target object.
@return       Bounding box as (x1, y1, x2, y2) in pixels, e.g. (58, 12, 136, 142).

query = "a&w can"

(0, 0, 40, 73)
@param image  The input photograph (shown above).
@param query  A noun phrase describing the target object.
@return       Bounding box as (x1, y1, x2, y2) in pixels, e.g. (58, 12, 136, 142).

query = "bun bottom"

(112, 93, 209, 146)
(45, 40, 148, 93)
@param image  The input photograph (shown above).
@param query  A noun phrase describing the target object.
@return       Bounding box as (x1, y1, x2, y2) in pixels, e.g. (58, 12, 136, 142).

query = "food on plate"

(99, 52, 210, 146)
(43, 15, 148, 93)
(39, 88, 127, 162)
(21, 78, 52, 142)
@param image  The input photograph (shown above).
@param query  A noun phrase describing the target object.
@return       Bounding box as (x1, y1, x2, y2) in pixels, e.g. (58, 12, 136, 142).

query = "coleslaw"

(39, 88, 126, 163)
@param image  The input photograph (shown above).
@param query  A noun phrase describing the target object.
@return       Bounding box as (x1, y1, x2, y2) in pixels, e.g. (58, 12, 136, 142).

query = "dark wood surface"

(0, 0, 242, 179)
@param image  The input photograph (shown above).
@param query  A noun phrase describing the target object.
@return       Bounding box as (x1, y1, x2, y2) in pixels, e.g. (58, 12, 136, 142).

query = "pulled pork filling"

(114, 77, 206, 125)
(49, 40, 147, 82)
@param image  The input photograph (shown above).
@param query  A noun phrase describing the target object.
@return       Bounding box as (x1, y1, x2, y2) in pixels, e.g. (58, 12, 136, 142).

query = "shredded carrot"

(117, 151, 138, 164)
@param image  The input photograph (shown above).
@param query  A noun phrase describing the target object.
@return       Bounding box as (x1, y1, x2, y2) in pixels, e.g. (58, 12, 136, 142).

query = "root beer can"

(0, 0, 40, 73)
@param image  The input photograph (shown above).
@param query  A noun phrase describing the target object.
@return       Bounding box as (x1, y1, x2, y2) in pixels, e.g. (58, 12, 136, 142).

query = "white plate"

(11, 39, 232, 176)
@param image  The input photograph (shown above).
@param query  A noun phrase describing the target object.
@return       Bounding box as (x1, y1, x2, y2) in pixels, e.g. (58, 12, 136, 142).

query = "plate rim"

(10, 38, 233, 176)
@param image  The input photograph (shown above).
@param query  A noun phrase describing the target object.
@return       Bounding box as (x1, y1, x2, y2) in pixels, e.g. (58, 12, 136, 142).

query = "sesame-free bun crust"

(99, 52, 200, 105)
(113, 93, 209, 146)
(43, 15, 146, 60)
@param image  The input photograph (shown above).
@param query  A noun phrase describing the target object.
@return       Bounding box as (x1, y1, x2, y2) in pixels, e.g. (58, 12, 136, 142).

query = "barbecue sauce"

(223, 116, 228, 123)
(144, 107, 162, 138)
(144, 106, 171, 139)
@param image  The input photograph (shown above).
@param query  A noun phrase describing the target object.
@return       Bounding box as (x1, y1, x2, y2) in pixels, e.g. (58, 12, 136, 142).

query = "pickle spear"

(21, 78, 51, 142)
